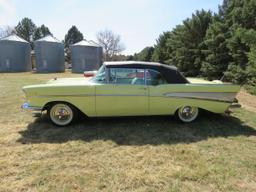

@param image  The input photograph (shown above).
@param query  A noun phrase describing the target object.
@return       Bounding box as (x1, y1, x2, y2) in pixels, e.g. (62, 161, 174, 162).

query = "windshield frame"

(90, 64, 107, 84)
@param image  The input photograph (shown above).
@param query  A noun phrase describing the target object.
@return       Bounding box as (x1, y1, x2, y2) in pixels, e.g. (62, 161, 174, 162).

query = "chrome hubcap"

(50, 104, 73, 126)
(178, 106, 198, 122)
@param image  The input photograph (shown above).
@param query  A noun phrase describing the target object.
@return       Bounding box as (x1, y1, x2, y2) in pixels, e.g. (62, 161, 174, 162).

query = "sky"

(0, 0, 223, 55)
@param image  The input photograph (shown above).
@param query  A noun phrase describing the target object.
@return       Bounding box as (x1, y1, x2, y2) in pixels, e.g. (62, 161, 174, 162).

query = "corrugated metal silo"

(0, 34, 31, 72)
(71, 40, 103, 73)
(89, 40, 103, 66)
(34, 35, 65, 72)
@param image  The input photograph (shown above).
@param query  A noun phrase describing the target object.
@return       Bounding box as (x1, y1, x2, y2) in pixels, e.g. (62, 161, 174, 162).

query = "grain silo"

(89, 40, 103, 66)
(34, 35, 65, 72)
(71, 40, 103, 73)
(0, 34, 31, 72)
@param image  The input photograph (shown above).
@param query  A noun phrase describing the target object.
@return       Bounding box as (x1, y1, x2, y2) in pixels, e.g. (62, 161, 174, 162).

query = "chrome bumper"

(21, 102, 43, 117)
(229, 103, 241, 109)
(225, 102, 241, 114)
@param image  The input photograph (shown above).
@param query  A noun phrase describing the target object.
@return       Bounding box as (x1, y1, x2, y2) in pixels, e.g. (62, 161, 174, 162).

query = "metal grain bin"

(71, 40, 103, 73)
(34, 35, 65, 73)
(89, 40, 103, 65)
(0, 34, 31, 72)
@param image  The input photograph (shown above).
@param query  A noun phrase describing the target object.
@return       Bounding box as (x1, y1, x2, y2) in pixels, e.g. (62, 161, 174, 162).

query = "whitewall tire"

(48, 103, 76, 126)
(177, 106, 199, 123)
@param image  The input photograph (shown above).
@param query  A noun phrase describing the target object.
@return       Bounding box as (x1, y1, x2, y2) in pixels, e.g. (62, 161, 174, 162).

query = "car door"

(95, 67, 149, 116)
(147, 69, 177, 115)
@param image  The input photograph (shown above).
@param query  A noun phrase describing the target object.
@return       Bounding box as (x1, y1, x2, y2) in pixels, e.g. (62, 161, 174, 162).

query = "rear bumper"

(229, 103, 241, 109)
(225, 102, 241, 114)
(21, 102, 43, 117)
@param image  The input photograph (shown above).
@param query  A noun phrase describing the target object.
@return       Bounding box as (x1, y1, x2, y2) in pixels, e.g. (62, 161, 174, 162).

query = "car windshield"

(90, 65, 106, 83)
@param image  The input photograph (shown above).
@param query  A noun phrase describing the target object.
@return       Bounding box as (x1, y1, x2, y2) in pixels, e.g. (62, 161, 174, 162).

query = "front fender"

(23, 84, 96, 117)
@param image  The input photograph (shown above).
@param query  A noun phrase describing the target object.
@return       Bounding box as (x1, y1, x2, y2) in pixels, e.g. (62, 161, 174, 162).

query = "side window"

(109, 68, 145, 85)
(146, 69, 167, 86)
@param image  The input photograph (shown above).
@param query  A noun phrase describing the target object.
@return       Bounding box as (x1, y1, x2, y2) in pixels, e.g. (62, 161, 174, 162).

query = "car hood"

(46, 77, 91, 85)
(23, 77, 94, 90)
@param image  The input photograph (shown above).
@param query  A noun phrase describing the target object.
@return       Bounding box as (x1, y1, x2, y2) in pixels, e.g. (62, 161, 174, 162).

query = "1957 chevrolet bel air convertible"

(22, 61, 241, 126)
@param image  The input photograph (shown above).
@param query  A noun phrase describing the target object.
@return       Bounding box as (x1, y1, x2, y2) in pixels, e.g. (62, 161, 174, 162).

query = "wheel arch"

(174, 105, 204, 115)
(42, 101, 87, 117)
(174, 101, 228, 114)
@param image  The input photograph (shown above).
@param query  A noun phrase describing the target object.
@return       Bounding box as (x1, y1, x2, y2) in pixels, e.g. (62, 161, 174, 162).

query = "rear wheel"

(177, 106, 199, 123)
(48, 103, 77, 126)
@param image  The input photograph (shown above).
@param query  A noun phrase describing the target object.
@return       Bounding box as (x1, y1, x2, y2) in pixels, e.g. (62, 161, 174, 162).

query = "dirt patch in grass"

(237, 88, 256, 112)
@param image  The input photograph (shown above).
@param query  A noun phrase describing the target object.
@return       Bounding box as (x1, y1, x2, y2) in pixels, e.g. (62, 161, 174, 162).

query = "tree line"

(131, 0, 256, 90)
(0, 19, 125, 62)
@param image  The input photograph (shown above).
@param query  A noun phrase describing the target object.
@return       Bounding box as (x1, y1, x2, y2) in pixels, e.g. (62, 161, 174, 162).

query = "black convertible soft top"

(104, 61, 189, 84)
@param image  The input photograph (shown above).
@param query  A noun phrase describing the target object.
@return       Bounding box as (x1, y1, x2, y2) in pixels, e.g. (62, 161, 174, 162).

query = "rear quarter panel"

(148, 83, 240, 115)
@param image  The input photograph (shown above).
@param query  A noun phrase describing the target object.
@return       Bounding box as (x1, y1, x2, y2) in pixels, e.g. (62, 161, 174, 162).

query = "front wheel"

(48, 103, 77, 126)
(177, 106, 199, 123)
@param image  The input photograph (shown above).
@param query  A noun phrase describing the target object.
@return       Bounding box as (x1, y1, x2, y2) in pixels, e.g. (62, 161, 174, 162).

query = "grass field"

(0, 72, 256, 192)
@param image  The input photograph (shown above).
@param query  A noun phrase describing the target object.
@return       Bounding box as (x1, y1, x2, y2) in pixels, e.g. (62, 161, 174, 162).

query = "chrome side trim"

(97, 94, 147, 97)
(162, 92, 237, 103)
(34, 94, 95, 98)
(33, 92, 237, 103)
(35, 94, 146, 98)
(159, 95, 232, 103)
(187, 83, 240, 86)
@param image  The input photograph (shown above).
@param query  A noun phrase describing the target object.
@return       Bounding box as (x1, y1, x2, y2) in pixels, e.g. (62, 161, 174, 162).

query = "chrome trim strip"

(35, 94, 146, 98)
(160, 95, 232, 103)
(163, 91, 237, 94)
(34, 94, 95, 98)
(97, 94, 146, 97)
(187, 83, 240, 86)
(162, 92, 237, 103)
(33, 92, 237, 103)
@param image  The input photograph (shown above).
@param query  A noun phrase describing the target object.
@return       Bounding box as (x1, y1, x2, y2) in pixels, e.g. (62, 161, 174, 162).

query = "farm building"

(0, 34, 31, 72)
(71, 40, 103, 73)
(34, 35, 65, 72)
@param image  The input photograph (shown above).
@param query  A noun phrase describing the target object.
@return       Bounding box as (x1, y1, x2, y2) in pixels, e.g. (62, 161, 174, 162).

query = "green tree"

(33, 25, 52, 40)
(201, 15, 231, 80)
(131, 0, 256, 90)
(221, 0, 256, 29)
(225, 28, 256, 85)
(224, 26, 249, 83)
(217, 0, 256, 84)
(64, 26, 84, 48)
(168, 10, 213, 76)
(152, 32, 172, 63)
(134, 46, 154, 61)
(126, 55, 134, 61)
(15, 18, 36, 43)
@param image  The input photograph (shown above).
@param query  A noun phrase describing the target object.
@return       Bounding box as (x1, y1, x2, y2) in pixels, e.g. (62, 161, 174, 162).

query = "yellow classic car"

(22, 61, 241, 126)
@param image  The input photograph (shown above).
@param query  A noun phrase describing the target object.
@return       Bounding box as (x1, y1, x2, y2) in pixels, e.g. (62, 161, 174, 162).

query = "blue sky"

(0, 0, 223, 54)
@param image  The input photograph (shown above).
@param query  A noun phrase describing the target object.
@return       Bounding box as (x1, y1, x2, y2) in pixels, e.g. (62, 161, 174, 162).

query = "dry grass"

(0, 72, 256, 192)
(237, 88, 256, 112)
